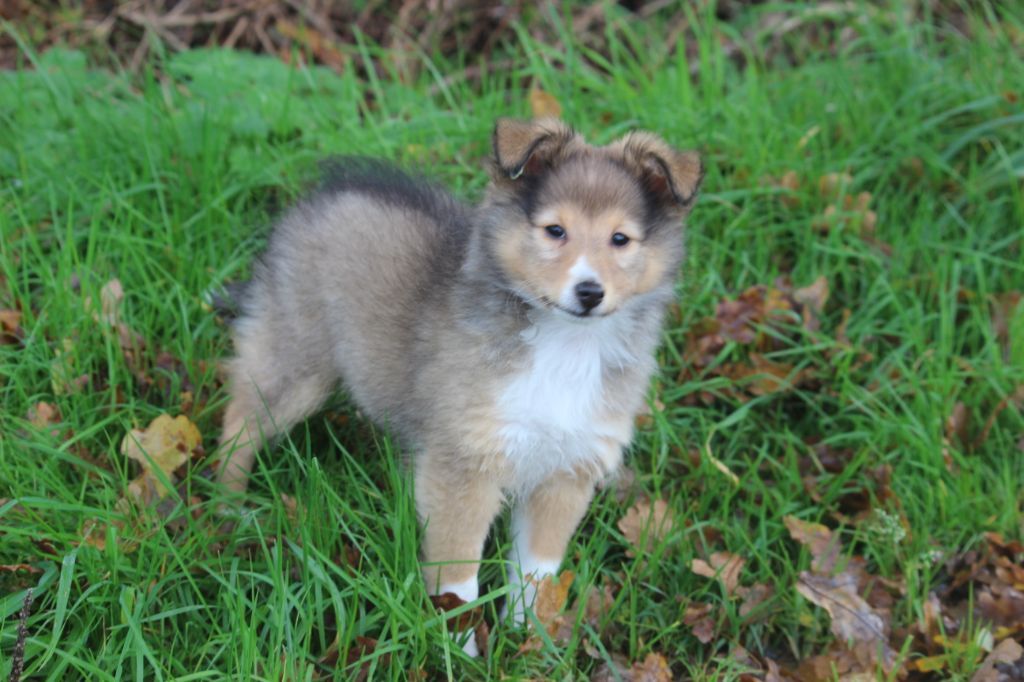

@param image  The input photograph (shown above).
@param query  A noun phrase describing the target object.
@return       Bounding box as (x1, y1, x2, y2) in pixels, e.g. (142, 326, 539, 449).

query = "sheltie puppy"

(217, 118, 701, 653)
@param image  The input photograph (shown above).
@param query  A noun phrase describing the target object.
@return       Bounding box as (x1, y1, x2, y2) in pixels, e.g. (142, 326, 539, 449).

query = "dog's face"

(487, 119, 702, 319)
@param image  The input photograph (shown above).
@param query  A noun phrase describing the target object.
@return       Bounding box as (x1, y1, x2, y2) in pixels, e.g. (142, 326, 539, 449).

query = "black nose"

(574, 280, 605, 312)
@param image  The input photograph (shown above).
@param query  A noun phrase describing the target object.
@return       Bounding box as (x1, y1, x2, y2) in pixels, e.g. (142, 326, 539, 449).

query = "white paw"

(456, 630, 480, 657)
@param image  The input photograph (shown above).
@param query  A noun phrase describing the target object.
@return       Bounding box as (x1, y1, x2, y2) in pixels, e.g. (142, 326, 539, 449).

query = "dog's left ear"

(612, 131, 703, 211)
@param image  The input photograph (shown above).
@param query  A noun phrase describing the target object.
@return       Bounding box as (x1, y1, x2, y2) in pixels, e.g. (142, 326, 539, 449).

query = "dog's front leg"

(416, 453, 503, 655)
(505, 470, 596, 624)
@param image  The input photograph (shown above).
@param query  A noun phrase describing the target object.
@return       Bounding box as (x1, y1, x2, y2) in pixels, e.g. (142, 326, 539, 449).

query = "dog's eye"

(544, 224, 567, 240)
(611, 232, 630, 247)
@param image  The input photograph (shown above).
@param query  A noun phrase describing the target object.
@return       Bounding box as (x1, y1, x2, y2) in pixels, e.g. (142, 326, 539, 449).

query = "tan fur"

(216, 121, 701, 641)
(494, 201, 672, 315)
(418, 458, 504, 590)
(520, 471, 597, 561)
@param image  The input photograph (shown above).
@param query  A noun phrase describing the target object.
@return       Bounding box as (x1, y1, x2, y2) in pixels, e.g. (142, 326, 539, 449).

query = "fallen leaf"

(592, 651, 673, 682)
(629, 652, 673, 682)
(795, 647, 865, 682)
(737, 582, 774, 620)
(715, 288, 766, 344)
(745, 353, 807, 396)
(989, 291, 1022, 362)
(971, 638, 1023, 682)
(913, 654, 948, 673)
(818, 172, 853, 198)
(274, 18, 346, 70)
(778, 170, 801, 208)
(691, 551, 745, 596)
(0, 564, 42, 575)
(784, 516, 841, 574)
(618, 499, 674, 557)
(429, 592, 485, 632)
(317, 634, 389, 682)
(946, 401, 971, 449)
(529, 88, 562, 119)
(682, 602, 716, 644)
(121, 414, 202, 506)
(0, 308, 23, 345)
(97, 279, 124, 325)
(26, 402, 61, 431)
(764, 658, 794, 682)
(533, 570, 574, 634)
(812, 191, 877, 236)
(515, 570, 577, 654)
(796, 571, 898, 673)
(792, 276, 830, 314)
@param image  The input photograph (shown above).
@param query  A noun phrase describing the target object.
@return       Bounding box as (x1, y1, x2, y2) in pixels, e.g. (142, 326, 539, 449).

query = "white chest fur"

(497, 311, 637, 491)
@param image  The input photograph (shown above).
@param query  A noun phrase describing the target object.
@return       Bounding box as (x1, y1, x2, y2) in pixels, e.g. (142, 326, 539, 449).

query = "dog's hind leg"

(217, 333, 332, 494)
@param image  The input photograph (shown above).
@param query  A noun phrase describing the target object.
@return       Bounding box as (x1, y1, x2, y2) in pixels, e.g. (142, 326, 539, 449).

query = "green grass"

(2, 2, 1023, 679)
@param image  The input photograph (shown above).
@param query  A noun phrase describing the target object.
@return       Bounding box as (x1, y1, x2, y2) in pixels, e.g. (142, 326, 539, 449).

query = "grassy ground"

(2, 3, 1023, 680)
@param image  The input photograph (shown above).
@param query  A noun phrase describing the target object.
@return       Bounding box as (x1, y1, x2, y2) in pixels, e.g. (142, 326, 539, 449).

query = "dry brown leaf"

(990, 292, 1022, 361)
(779, 170, 801, 208)
(79, 518, 140, 553)
(691, 551, 745, 596)
(533, 570, 574, 634)
(971, 637, 1023, 682)
(947, 401, 971, 449)
(795, 647, 866, 682)
(618, 499, 674, 557)
(27, 402, 61, 430)
(796, 571, 898, 673)
(812, 191, 877, 236)
(764, 658, 794, 682)
(784, 516, 841, 574)
(529, 88, 562, 119)
(746, 353, 805, 396)
(682, 602, 715, 644)
(516, 570, 577, 654)
(121, 414, 202, 506)
(762, 171, 802, 209)
(977, 586, 1024, 630)
(792, 276, 830, 314)
(0, 308, 23, 345)
(317, 634, 389, 681)
(274, 18, 345, 70)
(0, 564, 42, 575)
(913, 654, 948, 673)
(628, 652, 673, 682)
(737, 582, 774, 620)
(579, 651, 670, 681)
(818, 172, 853, 198)
(429, 592, 484, 633)
(715, 287, 766, 344)
(98, 278, 124, 324)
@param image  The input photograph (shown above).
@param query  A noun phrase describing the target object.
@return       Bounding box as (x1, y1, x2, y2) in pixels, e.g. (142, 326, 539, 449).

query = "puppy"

(217, 118, 701, 651)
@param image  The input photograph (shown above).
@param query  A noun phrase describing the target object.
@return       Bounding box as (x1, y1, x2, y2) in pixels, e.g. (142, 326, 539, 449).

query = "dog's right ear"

(492, 118, 580, 180)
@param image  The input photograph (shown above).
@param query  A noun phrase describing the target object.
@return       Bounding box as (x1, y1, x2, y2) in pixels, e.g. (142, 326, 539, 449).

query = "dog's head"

(485, 118, 702, 319)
